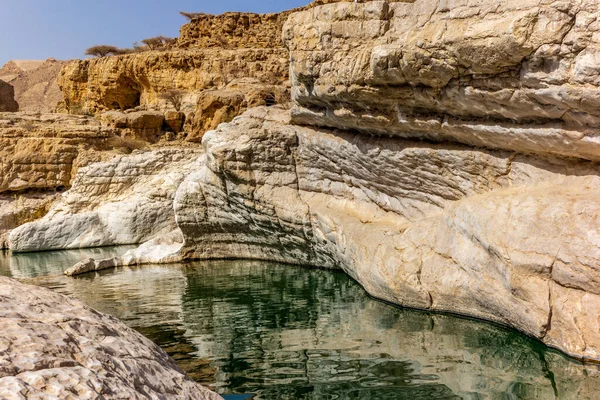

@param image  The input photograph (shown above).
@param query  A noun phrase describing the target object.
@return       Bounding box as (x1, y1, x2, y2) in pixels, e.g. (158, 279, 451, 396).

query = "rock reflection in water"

(1, 253, 599, 399)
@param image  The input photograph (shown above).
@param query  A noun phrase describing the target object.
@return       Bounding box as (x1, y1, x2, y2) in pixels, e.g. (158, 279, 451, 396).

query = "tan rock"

(100, 110, 165, 142)
(59, 49, 289, 114)
(0, 59, 66, 113)
(186, 78, 288, 141)
(0, 113, 119, 193)
(164, 110, 185, 133)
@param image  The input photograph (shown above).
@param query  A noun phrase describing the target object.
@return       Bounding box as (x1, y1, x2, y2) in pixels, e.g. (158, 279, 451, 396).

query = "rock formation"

(0, 277, 221, 399)
(9, 148, 200, 252)
(0, 59, 66, 113)
(7, 0, 600, 364)
(58, 49, 288, 114)
(0, 113, 118, 194)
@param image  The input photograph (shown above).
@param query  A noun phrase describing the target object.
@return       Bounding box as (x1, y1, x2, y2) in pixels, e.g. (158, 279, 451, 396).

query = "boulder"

(0, 277, 222, 399)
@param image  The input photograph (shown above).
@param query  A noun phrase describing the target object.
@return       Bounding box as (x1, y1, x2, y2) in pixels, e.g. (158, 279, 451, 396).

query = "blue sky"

(0, 0, 309, 67)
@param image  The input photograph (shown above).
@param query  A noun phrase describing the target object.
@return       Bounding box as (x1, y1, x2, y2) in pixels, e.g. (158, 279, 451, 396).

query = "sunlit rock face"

(8, 148, 201, 252)
(8, 0, 600, 363)
(173, 107, 600, 361)
(284, 0, 600, 161)
(0, 277, 222, 399)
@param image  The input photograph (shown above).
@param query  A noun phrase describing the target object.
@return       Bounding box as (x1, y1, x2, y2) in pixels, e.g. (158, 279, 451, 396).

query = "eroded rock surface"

(285, 0, 600, 160)
(9, 0, 600, 364)
(9, 148, 201, 252)
(0, 277, 221, 399)
(0, 113, 120, 193)
(167, 107, 600, 361)
(59, 49, 289, 114)
(0, 80, 18, 112)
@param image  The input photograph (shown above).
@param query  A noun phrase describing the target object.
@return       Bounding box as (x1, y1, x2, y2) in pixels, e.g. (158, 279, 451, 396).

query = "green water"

(1, 248, 599, 399)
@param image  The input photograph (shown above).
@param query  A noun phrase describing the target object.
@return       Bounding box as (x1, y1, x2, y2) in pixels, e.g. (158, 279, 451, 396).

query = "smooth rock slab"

(0, 277, 222, 399)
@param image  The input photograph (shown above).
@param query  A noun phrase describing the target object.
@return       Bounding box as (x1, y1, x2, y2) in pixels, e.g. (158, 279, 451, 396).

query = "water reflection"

(1, 252, 599, 399)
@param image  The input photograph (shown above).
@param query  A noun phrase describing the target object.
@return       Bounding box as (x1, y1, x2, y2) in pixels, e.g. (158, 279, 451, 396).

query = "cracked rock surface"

(0, 277, 222, 399)
(174, 107, 600, 361)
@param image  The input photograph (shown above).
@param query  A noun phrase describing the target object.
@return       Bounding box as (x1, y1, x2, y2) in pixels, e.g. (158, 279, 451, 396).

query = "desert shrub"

(142, 36, 176, 50)
(179, 11, 207, 20)
(85, 45, 121, 57)
(160, 89, 185, 111)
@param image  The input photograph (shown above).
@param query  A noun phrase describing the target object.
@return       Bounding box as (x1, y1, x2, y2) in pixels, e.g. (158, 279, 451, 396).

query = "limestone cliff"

(58, 49, 288, 114)
(284, 0, 600, 160)
(8, 0, 600, 365)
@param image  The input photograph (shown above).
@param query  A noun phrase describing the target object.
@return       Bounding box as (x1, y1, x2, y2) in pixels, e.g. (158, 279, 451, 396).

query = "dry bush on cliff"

(160, 89, 185, 111)
(85, 45, 121, 57)
(179, 11, 208, 20)
(141, 36, 176, 51)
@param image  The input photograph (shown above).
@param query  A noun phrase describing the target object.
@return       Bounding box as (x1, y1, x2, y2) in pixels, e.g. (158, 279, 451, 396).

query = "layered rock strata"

(0, 277, 221, 399)
(0, 193, 56, 249)
(59, 49, 288, 114)
(169, 108, 600, 362)
(0, 113, 119, 193)
(9, 148, 200, 252)
(10, 0, 600, 363)
(285, 0, 600, 161)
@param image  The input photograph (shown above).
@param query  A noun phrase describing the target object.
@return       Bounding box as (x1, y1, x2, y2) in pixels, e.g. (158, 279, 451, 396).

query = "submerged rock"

(0, 276, 222, 399)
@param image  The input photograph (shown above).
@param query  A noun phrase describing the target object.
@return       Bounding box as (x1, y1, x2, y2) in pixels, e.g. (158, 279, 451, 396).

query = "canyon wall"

(8, 0, 600, 364)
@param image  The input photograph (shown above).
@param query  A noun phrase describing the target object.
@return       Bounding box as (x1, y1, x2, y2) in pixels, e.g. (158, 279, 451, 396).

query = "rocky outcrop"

(0, 80, 18, 112)
(0, 193, 56, 249)
(99, 109, 165, 142)
(59, 49, 288, 114)
(0, 277, 221, 399)
(9, 148, 201, 252)
(0, 113, 121, 193)
(166, 108, 600, 363)
(185, 78, 289, 141)
(10, 0, 600, 363)
(0, 59, 66, 113)
(285, 0, 600, 161)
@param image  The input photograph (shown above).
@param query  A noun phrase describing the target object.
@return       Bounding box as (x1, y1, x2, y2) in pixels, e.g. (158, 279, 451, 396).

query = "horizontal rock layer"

(284, 0, 600, 161)
(0, 113, 119, 193)
(0, 277, 221, 399)
(59, 49, 289, 114)
(9, 148, 201, 252)
(170, 107, 600, 362)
